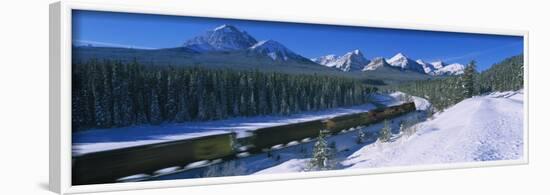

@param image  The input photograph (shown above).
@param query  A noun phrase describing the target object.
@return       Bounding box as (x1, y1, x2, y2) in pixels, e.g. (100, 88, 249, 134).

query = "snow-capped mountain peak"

(183, 24, 258, 52)
(314, 49, 370, 72)
(248, 40, 301, 61)
(390, 52, 407, 61)
(387, 53, 425, 73)
(387, 53, 410, 67)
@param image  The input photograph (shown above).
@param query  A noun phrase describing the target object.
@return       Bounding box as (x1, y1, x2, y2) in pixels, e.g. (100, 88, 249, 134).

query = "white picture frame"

(49, 1, 529, 194)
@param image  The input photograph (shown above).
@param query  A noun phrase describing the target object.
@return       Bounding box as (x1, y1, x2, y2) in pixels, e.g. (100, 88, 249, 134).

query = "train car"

(72, 132, 236, 185)
(249, 102, 417, 150)
(368, 102, 416, 122)
(250, 119, 325, 150)
(323, 112, 371, 133)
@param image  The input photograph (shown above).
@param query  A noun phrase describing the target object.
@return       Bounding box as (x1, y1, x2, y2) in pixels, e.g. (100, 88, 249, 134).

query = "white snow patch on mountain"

(311, 55, 337, 65)
(431, 60, 446, 69)
(382, 53, 465, 75)
(362, 57, 390, 71)
(416, 59, 436, 74)
(433, 63, 465, 75)
(419, 60, 464, 76)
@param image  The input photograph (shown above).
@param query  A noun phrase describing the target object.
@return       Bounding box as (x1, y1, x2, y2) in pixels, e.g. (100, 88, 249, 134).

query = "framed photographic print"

(50, 1, 529, 194)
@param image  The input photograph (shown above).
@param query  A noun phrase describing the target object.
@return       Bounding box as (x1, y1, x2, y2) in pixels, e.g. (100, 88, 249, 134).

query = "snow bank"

(343, 90, 524, 168)
(253, 159, 309, 174)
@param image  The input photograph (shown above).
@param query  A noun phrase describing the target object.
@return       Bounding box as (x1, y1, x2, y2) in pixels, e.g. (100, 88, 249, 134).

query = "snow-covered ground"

(73, 93, 405, 156)
(253, 90, 524, 174)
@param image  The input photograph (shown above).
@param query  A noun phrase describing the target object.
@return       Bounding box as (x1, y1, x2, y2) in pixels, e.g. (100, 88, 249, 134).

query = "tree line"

(72, 60, 377, 131)
(478, 55, 524, 93)
(392, 55, 523, 111)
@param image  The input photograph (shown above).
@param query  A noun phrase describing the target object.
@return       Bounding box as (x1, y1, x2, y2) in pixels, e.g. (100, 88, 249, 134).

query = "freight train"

(72, 102, 416, 185)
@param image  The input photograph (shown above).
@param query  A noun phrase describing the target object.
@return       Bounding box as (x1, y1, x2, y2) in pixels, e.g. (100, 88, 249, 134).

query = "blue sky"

(73, 10, 523, 71)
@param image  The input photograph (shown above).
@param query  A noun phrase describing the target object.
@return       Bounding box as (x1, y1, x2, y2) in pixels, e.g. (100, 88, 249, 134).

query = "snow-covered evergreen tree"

(174, 94, 190, 122)
(309, 129, 335, 171)
(165, 74, 178, 121)
(149, 89, 161, 125)
(356, 129, 367, 144)
(462, 60, 477, 98)
(379, 120, 392, 142)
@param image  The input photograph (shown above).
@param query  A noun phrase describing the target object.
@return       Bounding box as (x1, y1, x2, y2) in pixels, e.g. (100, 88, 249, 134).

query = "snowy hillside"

(253, 90, 523, 174)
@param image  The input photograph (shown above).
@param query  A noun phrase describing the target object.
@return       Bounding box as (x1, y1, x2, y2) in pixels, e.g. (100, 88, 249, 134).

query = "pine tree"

(379, 120, 392, 142)
(309, 129, 334, 171)
(462, 60, 477, 98)
(149, 88, 161, 125)
(356, 129, 367, 144)
(197, 81, 209, 120)
(174, 94, 190, 122)
(164, 74, 178, 121)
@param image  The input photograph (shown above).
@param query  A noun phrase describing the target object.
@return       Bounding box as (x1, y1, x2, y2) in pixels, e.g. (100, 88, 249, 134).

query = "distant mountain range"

(73, 24, 465, 81)
(314, 51, 464, 76)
